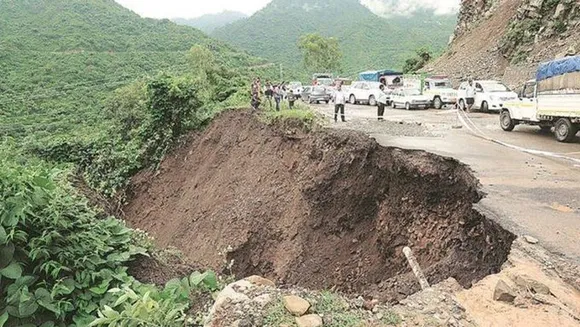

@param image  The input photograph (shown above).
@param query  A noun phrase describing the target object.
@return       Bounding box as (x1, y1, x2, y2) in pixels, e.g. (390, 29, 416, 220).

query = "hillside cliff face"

(428, 0, 580, 87)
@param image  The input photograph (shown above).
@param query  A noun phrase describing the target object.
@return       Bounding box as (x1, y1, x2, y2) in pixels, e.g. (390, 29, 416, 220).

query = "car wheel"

(316, 100, 320, 104)
(325, 100, 329, 104)
(481, 101, 489, 112)
(350, 95, 356, 104)
(459, 99, 466, 111)
(405, 102, 411, 110)
(500, 110, 516, 132)
(392, 102, 397, 109)
(554, 118, 577, 142)
(433, 97, 443, 109)
(369, 95, 377, 106)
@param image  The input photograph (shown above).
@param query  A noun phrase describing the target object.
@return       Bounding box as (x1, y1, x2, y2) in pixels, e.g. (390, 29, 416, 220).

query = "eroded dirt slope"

(124, 110, 515, 301)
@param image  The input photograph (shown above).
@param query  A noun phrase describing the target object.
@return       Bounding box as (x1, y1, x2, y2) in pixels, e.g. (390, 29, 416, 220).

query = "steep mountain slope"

(426, 0, 580, 87)
(0, 0, 259, 143)
(173, 11, 248, 33)
(212, 0, 457, 78)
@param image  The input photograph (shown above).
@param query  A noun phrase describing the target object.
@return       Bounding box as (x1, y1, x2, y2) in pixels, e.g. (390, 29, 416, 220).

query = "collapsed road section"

(124, 110, 515, 301)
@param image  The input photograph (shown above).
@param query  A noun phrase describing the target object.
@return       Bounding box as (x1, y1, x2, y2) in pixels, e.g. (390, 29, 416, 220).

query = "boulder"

(554, 3, 568, 19)
(524, 235, 539, 244)
(296, 314, 323, 327)
(283, 295, 311, 316)
(493, 280, 516, 303)
(245, 275, 276, 288)
(513, 275, 551, 295)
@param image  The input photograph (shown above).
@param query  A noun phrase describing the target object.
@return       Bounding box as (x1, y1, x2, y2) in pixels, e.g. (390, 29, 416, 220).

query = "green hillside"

(0, 0, 259, 144)
(212, 0, 457, 78)
(173, 11, 248, 33)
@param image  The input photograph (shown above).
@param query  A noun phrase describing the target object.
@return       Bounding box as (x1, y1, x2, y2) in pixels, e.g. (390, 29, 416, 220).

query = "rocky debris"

(524, 235, 539, 244)
(513, 274, 551, 295)
(283, 295, 311, 316)
(245, 275, 276, 288)
(394, 278, 475, 326)
(493, 279, 517, 303)
(295, 314, 323, 327)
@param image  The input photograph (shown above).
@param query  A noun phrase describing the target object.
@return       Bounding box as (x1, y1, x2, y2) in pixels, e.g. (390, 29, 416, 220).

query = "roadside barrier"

(456, 107, 580, 166)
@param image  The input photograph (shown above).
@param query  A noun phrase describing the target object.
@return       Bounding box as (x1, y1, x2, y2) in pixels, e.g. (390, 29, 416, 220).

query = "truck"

(500, 55, 580, 142)
(402, 74, 458, 109)
(359, 70, 403, 89)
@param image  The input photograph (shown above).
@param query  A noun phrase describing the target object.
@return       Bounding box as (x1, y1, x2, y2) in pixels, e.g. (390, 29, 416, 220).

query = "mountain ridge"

(212, 0, 457, 78)
(172, 10, 248, 33)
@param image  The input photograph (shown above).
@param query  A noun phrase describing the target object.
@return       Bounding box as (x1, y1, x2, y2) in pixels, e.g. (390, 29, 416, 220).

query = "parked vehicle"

(359, 69, 403, 89)
(303, 86, 330, 104)
(348, 81, 389, 106)
(457, 80, 518, 112)
(289, 81, 303, 95)
(312, 73, 333, 86)
(391, 89, 431, 110)
(501, 55, 580, 142)
(423, 76, 458, 109)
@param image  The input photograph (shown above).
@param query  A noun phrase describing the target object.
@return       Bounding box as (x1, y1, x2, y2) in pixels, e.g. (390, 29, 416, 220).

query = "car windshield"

(404, 89, 421, 96)
(431, 81, 452, 88)
(483, 83, 509, 92)
(318, 78, 333, 86)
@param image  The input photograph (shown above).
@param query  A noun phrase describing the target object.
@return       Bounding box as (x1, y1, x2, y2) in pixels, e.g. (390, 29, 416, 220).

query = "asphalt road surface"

(312, 102, 580, 261)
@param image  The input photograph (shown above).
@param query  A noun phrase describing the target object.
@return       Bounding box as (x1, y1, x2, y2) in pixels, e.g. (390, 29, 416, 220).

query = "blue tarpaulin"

(359, 70, 402, 81)
(536, 55, 580, 81)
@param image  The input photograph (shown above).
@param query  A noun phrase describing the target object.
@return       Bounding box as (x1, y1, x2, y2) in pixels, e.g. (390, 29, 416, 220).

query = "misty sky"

(115, 0, 460, 19)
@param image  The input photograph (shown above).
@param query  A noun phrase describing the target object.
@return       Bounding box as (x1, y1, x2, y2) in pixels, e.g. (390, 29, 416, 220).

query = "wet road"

(312, 102, 580, 261)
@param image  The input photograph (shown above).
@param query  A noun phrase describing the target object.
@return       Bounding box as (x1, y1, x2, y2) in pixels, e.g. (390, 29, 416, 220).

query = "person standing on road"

(288, 90, 297, 109)
(465, 80, 476, 112)
(265, 81, 273, 108)
(273, 84, 282, 111)
(377, 84, 388, 121)
(333, 85, 347, 122)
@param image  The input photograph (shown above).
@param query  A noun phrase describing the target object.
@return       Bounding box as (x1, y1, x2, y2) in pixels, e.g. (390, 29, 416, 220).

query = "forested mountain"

(173, 11, 248, 33)
(0, 0, 259, 144)
(212, 0, 457, 77)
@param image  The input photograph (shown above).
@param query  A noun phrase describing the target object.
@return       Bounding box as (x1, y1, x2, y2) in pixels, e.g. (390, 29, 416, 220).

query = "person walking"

(264, 81, 273, 108)
(333, 84, 347, 122)
(273, 84, 282, 111)
(251, 92, 261, 112)
(465, 80, 476, 112)
(288, 90, 297, 109)
(377, 84, 388, 121)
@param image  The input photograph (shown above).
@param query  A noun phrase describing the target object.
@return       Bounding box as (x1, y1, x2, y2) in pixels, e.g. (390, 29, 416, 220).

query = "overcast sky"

(115, 0, 460, 19)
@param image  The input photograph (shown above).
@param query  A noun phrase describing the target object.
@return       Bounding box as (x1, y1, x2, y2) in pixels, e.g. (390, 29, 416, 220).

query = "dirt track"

(124, 110, 515, 302)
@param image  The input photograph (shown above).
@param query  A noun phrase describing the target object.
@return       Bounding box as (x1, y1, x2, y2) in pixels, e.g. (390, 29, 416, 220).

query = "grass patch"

(309, 291, 365, 327)
(381, 311, 403, 326)
(263, 298, 297, 326)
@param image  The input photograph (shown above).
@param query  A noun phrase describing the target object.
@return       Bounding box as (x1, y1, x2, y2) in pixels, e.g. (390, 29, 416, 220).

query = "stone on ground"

(295, 314, 323, 327)
(513, 274, 551, 295)
(493, 279, 516, 303)
(283, 295, 311, 316)
(245, 275, 276, 287)
(524, 235, 539, 244)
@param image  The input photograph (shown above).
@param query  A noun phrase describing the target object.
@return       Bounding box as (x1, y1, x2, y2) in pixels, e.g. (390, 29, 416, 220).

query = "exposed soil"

(124, 110, 516, 302)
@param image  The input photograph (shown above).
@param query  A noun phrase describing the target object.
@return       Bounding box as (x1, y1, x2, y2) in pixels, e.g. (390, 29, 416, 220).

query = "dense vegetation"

(213, 0, 457, 79)
(0, 0, 271, 325)
(173, 11, 248, 33)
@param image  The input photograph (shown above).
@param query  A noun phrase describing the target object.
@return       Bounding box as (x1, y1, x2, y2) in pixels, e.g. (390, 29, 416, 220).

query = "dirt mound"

(124, 110, 515, 302)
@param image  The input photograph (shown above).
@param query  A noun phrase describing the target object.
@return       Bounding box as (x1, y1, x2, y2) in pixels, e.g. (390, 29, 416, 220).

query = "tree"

(298, 33, 342, 73)
(403, 47, 433, 73)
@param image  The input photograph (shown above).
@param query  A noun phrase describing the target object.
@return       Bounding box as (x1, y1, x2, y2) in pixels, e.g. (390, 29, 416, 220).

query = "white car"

(348, 81, 389, 106)
(457, 80, 518, 112)
(391, 89, 432, 110)
(289, 81, 303, 94)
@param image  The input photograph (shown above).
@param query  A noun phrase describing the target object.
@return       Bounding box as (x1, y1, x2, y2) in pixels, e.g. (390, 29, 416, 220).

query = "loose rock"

(493, 280, 516, 303)
(524, 235, 539, 244)
(513, 275, 551, 295)
(283, 295, 311, 316)
(296, 314, 323, 327)
(245, 275, 276, 288)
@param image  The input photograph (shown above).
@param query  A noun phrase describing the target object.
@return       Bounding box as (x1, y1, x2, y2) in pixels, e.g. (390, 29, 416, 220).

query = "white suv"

(348, 81, 388, 106)
(457, 80, 518, 112)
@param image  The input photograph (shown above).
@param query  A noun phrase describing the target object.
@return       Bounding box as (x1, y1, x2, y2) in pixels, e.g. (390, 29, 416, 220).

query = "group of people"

(250, 78, 298, 112)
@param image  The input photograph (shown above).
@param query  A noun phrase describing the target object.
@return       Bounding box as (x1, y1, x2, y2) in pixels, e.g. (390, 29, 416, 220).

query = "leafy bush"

(0, 152, 145, 326)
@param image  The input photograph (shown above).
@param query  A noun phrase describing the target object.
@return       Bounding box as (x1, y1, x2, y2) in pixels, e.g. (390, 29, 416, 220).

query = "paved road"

(312, 102, 580, 261)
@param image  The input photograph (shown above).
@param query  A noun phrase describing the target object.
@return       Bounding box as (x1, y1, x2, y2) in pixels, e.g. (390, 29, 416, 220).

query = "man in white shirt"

(465, 80, 476, 112)
(333, 84, 347, 122)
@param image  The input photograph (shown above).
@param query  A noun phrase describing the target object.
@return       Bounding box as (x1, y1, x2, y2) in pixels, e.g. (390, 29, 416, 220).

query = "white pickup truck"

(500, 55, 580, 142)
